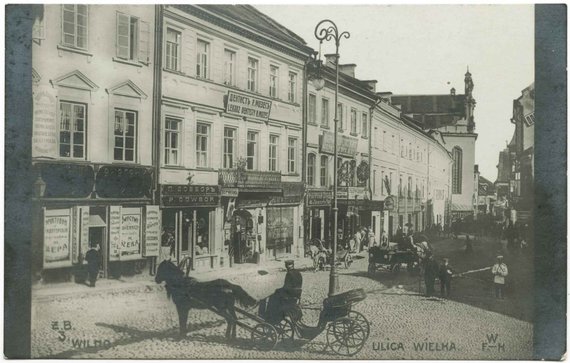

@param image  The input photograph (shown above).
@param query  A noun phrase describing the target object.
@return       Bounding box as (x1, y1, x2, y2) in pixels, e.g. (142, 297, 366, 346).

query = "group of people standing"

(422, 254, 453, 298)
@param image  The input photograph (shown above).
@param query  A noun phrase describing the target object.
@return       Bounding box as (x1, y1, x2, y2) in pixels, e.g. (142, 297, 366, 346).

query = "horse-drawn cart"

(307, 238, 353, 272)
(368, 245, 420, 274)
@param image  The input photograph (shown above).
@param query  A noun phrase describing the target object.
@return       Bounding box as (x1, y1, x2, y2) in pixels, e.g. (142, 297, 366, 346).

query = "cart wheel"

(347, 310, 370, 340)
(326, 317, 367, 356)
(251, 323, 278, 351)
(276, 318, 294, 342)
(345, 254, 353, 269)
(391, 264, 401, 273)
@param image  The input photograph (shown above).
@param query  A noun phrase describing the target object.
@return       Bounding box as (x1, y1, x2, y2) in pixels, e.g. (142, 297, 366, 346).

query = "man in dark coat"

(85, 243, 101, 287)
(423, 252, 439, 297)
(262, 260, 303, 323)
(439, 258, 453, 297)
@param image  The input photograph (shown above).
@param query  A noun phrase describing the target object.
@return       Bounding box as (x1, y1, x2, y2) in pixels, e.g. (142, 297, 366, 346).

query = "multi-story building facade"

(157, 5, 313, 271)
(305, 57, 379, 245)
(391, 70, 478, 221)
(370, 99, 452, 242)
(31, 5, 158, 280)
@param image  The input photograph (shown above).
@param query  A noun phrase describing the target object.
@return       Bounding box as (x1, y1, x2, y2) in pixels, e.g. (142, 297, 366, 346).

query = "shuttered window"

(116, 13, 149, 63)
(62, 5, 88, 50)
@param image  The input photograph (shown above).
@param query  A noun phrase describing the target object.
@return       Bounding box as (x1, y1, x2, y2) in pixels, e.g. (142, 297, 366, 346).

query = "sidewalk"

(32, 256, 315, 300)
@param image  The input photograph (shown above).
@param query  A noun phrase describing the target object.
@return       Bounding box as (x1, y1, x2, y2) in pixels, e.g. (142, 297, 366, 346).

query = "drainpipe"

(301, 56, 309, 255)
(368, 97, 381, 199)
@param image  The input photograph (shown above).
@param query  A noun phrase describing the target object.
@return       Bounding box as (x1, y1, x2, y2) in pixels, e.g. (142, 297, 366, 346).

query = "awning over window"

(89, 215, 107, 227)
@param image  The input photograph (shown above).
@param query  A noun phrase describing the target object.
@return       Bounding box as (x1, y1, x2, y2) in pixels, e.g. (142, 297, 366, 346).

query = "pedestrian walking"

(85, 243, 101, 287)
(492, 256, 508, 299)
(423, 252, 439, 297)
(439, 258, 453, 297)
(380, 230, 388, 248)
(353, 228, 363, 253)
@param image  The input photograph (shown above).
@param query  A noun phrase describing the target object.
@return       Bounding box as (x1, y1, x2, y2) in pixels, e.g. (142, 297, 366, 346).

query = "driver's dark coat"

(284, 269, 303, 291)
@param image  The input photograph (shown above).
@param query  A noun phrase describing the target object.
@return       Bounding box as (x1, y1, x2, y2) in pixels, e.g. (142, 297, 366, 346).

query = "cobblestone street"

(32, 239, 533, 359)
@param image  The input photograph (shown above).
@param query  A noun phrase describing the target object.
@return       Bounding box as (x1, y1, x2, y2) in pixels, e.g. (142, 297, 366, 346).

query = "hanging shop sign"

(43, 208, 73, 269)
(220, 187, 239, 198)
(161, 184, 220, 207)
(307, 190, 332, 207)
(320, 131, 358, 157)
(32, 85, 58, 158)
(143, 206, 160, 257)
(109, 206, 122, 261)
(225, 91, 272, 121)
(96, 166, 153, 199)
(120, 207, 142, 261)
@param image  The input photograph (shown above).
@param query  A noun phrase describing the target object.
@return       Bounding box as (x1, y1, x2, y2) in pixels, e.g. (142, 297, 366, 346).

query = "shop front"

(160, 184, 223, 272)
(33, 163, 157, 282)
(306, 189, 332, 243)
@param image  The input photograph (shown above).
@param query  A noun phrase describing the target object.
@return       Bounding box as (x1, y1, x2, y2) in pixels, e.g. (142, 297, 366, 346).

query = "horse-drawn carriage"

(156, 260, 369, 356)
(306, 238, 353, 272)
(367, 234, 432, 275)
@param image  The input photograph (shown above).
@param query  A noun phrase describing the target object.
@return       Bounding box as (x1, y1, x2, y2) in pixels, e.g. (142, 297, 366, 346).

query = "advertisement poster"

(266, 207, 294, 249)
(109, 206, 122, 261)
(43, 208, 72, 268)
(143, 206, 160, 257)
(120, 208, 142, 260)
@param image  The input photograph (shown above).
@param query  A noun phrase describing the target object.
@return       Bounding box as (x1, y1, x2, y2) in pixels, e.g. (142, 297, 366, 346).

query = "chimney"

(377, 92, 392, 103)
(362, 80, 377, 93)
(324, 53, 338, 67)
(450, 87, 456, 96)
(339, 64, 356, 78)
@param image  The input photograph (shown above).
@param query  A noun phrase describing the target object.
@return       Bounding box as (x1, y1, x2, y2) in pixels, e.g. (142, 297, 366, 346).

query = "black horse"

(155, 260, 257, 339)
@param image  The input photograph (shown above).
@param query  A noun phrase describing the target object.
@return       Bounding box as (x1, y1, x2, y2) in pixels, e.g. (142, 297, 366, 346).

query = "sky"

(256, 5, 534, 181)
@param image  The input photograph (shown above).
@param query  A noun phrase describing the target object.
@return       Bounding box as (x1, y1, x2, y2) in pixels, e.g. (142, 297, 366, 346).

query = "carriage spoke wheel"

(251, 323, 278, 351)
(345, 254, 353, 269)
(347, 310, 370, 340)
(276, 318, 294, 342)
(326, 317, 367, 356)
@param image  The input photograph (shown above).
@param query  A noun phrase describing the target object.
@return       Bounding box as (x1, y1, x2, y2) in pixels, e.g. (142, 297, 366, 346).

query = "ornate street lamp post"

(312, 20, 350, 296)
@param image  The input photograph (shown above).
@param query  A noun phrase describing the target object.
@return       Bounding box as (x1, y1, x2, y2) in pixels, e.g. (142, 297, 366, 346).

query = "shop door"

(88, 227, 105, 277)
(311, 214, 322, 240)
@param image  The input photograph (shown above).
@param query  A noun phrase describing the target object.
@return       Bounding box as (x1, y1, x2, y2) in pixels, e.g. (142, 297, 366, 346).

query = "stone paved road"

(31, 256, 532, 359)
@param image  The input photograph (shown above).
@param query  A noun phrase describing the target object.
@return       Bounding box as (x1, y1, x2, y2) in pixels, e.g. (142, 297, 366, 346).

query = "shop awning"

(451, 203, 473, 212)
(89, 215, 107, 227)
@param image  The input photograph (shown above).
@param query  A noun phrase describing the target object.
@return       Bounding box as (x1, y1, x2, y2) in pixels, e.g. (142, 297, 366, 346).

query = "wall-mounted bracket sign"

(225, 91, 272, 121)
(320, 131, 358, 157)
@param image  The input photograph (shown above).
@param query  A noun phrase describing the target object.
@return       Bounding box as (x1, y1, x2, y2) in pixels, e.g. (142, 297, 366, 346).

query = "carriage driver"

(261, 260, 303, 323)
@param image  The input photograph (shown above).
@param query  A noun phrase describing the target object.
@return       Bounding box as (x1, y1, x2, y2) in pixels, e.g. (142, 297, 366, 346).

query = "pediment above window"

(106, 80, 147, 99)
(51, 70, 99, 91)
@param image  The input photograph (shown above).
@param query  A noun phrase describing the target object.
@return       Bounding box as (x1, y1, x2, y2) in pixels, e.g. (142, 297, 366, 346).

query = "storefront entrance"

(232, 209, 257, 264)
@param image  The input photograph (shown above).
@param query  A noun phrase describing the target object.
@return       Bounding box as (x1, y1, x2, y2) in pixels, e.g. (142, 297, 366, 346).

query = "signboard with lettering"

(307, 190, 332, 207)
(225, 91, 272, 121)
(220, 187, 239, 198)
(161, 184, 220, 207)
(32, 85, 58, 158)
(80, 206, 90, 259)
(384, 196, 396, 211)
(109, 206, 122, 261)
(120, 208, 142, 260)
(43, 208, 72, 269)
(143, 206, 160, 257)
(320, 131, 358, 157)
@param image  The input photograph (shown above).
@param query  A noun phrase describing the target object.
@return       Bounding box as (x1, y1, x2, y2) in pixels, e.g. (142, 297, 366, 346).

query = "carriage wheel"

(326, 317, 367, 356)
(251, 323, 278, 351)
(391, 264, 401, 273)
(347, 310, 370, 340)
(275, 318, 294, 342)
(345, 254, 353, 269)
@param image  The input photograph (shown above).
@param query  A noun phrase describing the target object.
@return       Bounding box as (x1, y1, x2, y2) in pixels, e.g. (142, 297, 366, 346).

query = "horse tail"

(230, 285, 257, 308)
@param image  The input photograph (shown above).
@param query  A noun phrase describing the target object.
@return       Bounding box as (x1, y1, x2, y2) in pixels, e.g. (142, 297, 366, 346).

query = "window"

(164, 117, 181, 166)
(452, 146, 463, 194)
(223, 49, 236, 86)
(114, 109, 137, 162)
(389, 172, 393, 195)
(223, 127, 236, 168)
(350, 108, 357, 134)
(321, 98, 330, 127)
(407, 176, 412, 198)
(165, 28, 180, 71)
(288, 138, 297, 173)
(320, 155, 328, 187)
(196, 39, 209, 78)
(524, 113, 535, 126)
(381, 170, 385, 195)
(62, 5, 88, 50)
(247, 131, 258, 170)
(399, 176, 403, 197)
(269, 65, 279, 98)
(116, 14, 136, 60)
(391, 135, 396, 154)
(401, 139, 405, 157)
(307, 154, 316, 186)
(288, 72, 297, 103)
(247, 57, 259, 92)
(362, 112, 368, 138)
(196, 123, 210, 167)
(308, 94, 317, 124)
(269, 135, 279, 171)
(337, 103, 344, 131)
(408, 143, 412, 159)
(59, 101, 86, 159)
(373, 170, 377, 194)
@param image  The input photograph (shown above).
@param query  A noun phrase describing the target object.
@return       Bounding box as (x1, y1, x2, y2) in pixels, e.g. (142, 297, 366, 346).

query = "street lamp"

(313, 19, 350, 296)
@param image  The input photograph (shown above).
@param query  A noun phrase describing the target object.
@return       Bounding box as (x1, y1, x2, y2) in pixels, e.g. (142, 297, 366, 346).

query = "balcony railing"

(218, 169, 282, 190)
